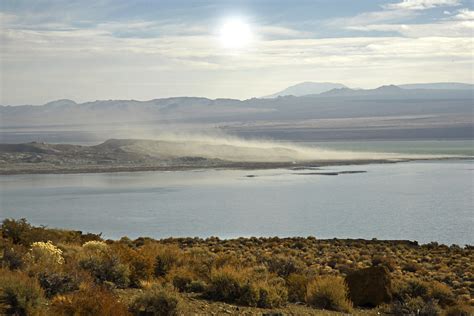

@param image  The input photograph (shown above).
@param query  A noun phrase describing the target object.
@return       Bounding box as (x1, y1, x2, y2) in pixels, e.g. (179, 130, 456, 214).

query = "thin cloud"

(454, 8, 474, 20)
(385, 0, 462, 10)
(329, 9, 416, 28)
(1, 0, 473, 104)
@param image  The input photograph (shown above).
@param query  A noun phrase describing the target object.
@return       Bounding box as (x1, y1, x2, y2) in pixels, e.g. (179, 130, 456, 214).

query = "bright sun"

(219, 19, 252, 49)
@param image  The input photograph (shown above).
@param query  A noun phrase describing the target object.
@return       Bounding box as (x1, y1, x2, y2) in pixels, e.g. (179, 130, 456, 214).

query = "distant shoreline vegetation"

(0, 218, 472, 315)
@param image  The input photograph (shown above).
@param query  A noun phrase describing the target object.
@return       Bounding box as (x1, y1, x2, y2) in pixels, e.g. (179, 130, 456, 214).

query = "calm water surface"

(1, 160, 472, 245)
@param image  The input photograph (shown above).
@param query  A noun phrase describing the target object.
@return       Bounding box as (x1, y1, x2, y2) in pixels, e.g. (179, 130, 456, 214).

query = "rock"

(345, 266, 392, 307)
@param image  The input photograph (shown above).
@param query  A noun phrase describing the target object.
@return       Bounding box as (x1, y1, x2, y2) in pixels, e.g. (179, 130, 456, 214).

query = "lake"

(1, 159, 472, 245)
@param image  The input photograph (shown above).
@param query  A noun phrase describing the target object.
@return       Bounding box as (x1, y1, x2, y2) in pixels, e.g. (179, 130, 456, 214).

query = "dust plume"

(107, 131, 451, 163)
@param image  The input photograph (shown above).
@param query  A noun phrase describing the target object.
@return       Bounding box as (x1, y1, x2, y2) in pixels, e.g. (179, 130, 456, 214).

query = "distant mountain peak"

(374, 85, 403, 92)
(376, 84, 402, 90)
(264, 82, 348, 98)
(320, 85, 405, 97)
(44, 99, 77, 107)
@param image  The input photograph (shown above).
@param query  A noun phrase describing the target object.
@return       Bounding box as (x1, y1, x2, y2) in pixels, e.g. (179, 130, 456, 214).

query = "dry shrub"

(444, 304, 474, 316)
(205, 266, 246, 302)
(112, 244, 154, 287)
(254, 278, 288, 308)
(286, 273, 308, 303)
(263, 255, 305, 278)
(371, 255, 397, 272)
(402, 261, 421, 273)
(139, 279, 167, 291)
(306, 275, 353, 313)
(182, 247, 215, 279)
(238, 282, 260, 307)
(0, 269, 45, 315)
(238, 279, 288, 308)
(153, 245, 181, 278)
(50, 284, 130, 316)
(238, 278, 288, 308)
(166, 266, 195, 292)
(129, 285, 180, 316)
(213, 252, 240, 269)
(168, 266, 207, 293)
(428, 281, 455, 308)
(205, 266, 288, 307)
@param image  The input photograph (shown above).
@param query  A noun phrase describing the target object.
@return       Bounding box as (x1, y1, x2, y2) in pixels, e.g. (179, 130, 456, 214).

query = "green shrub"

(286, 273, 308, 303)
(263, 255, 304, 278)
(129, 286, 179, 316)
(1, 243, 26, 270)
(37, 272, 80, 298)
(238, 283, 260, 307)
(391, 297, 441, 316)
(394, 278, 430, 300)
(1, 218, 32, 245)
(79, 254, 130, 288)
(186, 280, 206, 293)
(306, 276, 352, 313)
(0, 269, 45, 315)
(1, 218, 101, 246)
(172, 274, 193, 292)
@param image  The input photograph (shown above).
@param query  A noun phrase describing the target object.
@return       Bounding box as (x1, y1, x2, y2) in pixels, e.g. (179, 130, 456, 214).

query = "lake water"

(1, 160, 472, 245)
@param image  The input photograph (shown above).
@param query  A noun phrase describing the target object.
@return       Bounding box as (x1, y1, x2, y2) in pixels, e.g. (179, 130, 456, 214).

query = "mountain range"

(0, 82, 472, 142)
(264, 82, 348, 98)
(264, 82, 473, 98)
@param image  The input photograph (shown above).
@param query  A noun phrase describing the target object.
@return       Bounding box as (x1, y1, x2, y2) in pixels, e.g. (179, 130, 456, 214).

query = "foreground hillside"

(0, 219, 472, 315)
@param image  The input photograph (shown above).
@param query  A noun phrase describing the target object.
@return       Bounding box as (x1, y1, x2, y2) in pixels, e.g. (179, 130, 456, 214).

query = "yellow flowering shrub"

(29, 240, 64, 266)
(82, 240, 109, 255)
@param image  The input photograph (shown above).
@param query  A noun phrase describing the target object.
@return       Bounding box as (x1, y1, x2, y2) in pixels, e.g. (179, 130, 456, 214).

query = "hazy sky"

(1, 0, 473, 105)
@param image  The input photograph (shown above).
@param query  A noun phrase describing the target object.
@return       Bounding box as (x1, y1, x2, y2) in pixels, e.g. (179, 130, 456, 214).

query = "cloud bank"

(0, 0, 472, 104)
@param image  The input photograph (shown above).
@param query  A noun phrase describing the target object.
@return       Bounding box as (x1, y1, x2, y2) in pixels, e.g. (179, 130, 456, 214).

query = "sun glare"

(219, 19, 252, 49)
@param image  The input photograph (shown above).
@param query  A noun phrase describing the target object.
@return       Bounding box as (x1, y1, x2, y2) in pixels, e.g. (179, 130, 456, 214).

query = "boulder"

(345, 266, 392, 307)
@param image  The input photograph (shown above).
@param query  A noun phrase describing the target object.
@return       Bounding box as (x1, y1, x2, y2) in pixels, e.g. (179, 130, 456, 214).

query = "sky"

(0, 0, 473, 105)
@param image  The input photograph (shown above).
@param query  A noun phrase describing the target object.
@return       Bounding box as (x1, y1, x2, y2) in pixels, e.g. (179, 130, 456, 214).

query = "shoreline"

(1, 157, 471, 175)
